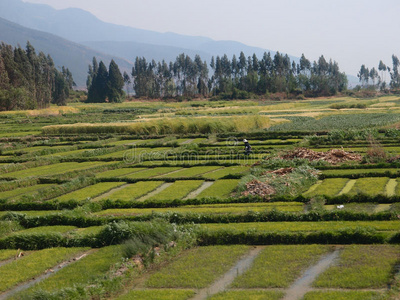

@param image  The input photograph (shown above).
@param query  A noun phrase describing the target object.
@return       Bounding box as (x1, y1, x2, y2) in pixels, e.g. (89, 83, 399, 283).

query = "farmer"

(243, 139, 252, 155)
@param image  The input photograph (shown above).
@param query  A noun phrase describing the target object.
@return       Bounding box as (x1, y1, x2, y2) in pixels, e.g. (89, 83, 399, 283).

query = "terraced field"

(1, 96, 400, 299)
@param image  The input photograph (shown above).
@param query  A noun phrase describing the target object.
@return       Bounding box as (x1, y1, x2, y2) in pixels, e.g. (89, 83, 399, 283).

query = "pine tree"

(107, 60, 124, 103)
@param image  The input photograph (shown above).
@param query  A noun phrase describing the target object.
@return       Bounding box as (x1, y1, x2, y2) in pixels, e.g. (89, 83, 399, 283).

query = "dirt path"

(183, 181, 214, 200)
(281, 249, 341, 300)
(137, 182, 173, 201)
(0, 250, 94, 300)
(338, 180, 356, 195)
(191, 246, 264, 300)
(385, 179, 397, 196)
(93, 184, 129, 201)
(181, 139, 195, 145)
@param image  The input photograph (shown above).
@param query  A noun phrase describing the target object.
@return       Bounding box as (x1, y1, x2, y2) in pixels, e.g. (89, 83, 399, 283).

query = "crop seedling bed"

(0, 162, 111, 179)
(146, 180, 204, 201)
(0, 249, 21, 262)
(322, 168, 399, 177)
(116, 289, 195, 300)
(324, 203, 378, 214)
(202, 166, 250, 179)
(95, 167, 147, 178)
(104, 181, 165, 201)
(15, 245, 124, 298)
(3, 225, 77, 238)
(231, 245, 331, 288)
(196, 179, 240, 198)
(156, 166, 222, 178)
(0, 247, 88, 293)
(125, 167, 182, 179)
(0, 184, 54, 200)
(303, 291, 385, 300)
(145, 245, 249, 288)
(303, 178, 349, 197)
(313, 245, 400, 288)
(209, 290, 285, 300)
(95, 202, 304, 216)
(53, 182, 126, 202)
(347, 177, 390, 196)
(202, 221, 400, 233)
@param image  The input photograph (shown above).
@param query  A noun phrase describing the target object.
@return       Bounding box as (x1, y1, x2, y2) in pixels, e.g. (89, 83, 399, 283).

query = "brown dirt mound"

(242, 179, 275, 198)
(280, 148, 362, 164)
(264, 167, 295, 176)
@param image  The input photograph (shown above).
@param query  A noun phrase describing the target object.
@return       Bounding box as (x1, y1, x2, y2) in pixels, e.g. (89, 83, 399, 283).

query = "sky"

(25, 0, 400, 76)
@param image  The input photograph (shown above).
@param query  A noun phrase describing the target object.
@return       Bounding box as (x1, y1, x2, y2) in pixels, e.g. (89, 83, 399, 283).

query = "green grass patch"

(347, 177, 390, 196)
(313, 245, 400, 288)
(303, 178, 349, 197)
(0, 249, 20, 261)
(202, 221, 400, 233)
(116, 289, 195, 300)
(303, 291, 386, 300)
(105, 181, 164, 201)
(0, 247, 88, 293)
(0, 162, 111, 179)
(95, 202, 304, 216)
(157, 166, 221, 178)
(125, 167, 182, 179)
(147, 180, 204, 201)
(322, 168, 399, 176)
(0, 184, 54, 200)
(17, 245, 123, 296)
(203, 166, 250, 179)
(196, 179, 239, 198)
(145, 245, 249, 288)
(5, 225, 77, 237)
(95, 168, 147, 178)
(231, 245, 330, 288)
(53, 182, 126, 202)
(209, 290, 285, 300)
(324, 203, 378, 214)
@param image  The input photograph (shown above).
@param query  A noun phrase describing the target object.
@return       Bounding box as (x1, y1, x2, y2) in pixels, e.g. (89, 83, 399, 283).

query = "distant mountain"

(0, 0, 355, 88)
(0, 17, 133, 88)
(0, 0, 282, 62)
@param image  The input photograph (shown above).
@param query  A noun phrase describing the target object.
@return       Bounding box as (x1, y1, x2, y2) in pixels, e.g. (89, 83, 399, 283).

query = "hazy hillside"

(0, 0, 283, 61)
(0, 17, 133, 88)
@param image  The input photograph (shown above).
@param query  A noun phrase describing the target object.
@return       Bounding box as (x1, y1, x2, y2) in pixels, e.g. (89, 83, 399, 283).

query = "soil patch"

(280, 148, 362, 164)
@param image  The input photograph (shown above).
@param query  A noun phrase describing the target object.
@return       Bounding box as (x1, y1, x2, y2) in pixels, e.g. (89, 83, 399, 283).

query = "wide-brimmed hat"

(243, 139, 248, 142)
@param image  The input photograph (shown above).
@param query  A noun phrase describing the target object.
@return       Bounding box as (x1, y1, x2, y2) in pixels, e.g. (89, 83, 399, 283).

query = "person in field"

(243, 139, 252, 155)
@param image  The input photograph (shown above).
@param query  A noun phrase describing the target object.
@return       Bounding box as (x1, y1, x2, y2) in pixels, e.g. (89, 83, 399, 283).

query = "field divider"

(137, 183, 174, 202)
(92, 183, 129, 201)
(281, 248, 341, 300)
(191, 246, 264, 300)
(183, 182, 215, 200)
(338, 179, 356, 195)
(0, 249, 95, 300)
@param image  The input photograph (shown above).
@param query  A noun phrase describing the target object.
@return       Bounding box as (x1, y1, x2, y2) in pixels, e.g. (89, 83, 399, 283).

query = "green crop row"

(201, 221, 400, 233)
(146, 180, 204, 201)
(105, 181, 164, 201)
(0, 247, 88, 293)
(145, 245, 250, 289)
(116, 289, 195, 300)
(95, 202, 304, 217)
(95, 167, 147, 178)
(13, 245, 123, 299)
(196, 180, 240, 198)
(313, 245, 400, 288)
(156, 166, 222, 178)
(53, 182, 126, 202)
(231, 245, 331, 288)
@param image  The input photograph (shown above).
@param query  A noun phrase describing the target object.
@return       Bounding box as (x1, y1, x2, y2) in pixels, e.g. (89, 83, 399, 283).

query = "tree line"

(358, 55, 400, 91)
(126, 52, 348, 99)
(0, 42, 74, 111)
